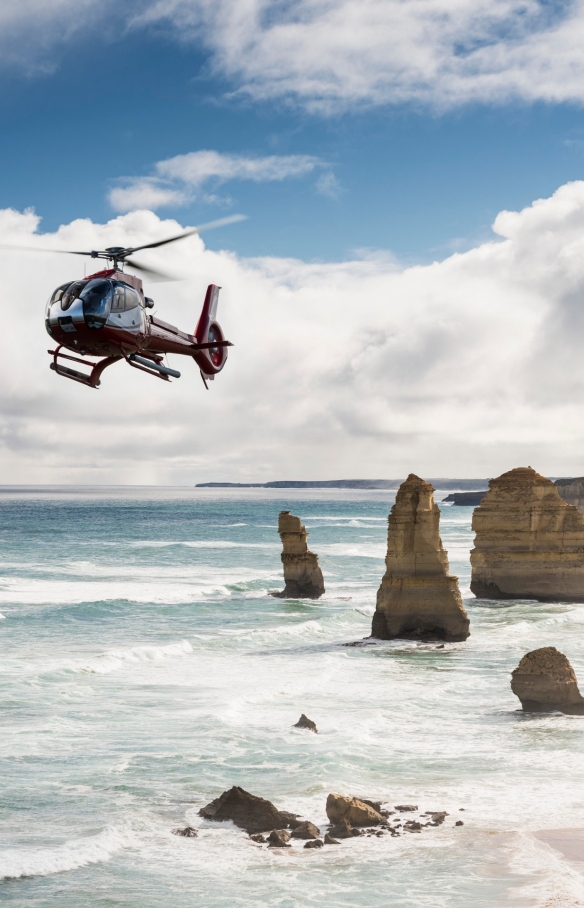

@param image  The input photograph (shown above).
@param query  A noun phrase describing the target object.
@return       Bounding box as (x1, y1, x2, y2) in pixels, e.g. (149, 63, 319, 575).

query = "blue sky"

(2, 2, 584, 263)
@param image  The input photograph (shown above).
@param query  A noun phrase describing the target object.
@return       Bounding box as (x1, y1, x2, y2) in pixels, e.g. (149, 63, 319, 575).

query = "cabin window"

(112, 283, 140, 312)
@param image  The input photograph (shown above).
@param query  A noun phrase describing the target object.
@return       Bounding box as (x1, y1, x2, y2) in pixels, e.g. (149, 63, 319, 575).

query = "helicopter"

(4, 217, 239, 389)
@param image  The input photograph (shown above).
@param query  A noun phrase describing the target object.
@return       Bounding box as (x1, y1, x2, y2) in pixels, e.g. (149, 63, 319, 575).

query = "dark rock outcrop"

(293, 714, 318, 733)
(267, 829, 291, 847)
(371, 474, 470, 641)
(304, 839, 323, 849)
(471, 467, 584, 601)
(199, 786, 294, 834)
(291, 821, 320, 839)
(172, 826, 198, 837)
(442, 491, 487, 506)
(328, 818, 353, 839)
(511, 646, 584, 713)
(273, 511, 325, 598)
(324, 833, 340, 844)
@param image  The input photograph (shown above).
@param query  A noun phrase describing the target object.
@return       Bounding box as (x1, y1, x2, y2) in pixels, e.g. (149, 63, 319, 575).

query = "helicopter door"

(109, 284, 144, 332)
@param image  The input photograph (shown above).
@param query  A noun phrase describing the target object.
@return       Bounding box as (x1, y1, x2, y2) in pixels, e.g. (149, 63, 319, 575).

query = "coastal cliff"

(273, 511, 325, 599)
(470, 467, 584, 601)
(371, 474, 470, 641)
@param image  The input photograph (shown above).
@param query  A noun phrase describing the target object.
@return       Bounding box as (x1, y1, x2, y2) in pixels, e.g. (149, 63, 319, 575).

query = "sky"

(2, 0, 584, 483)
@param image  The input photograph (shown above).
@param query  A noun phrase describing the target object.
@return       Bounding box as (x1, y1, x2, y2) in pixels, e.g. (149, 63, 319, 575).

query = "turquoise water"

(2, 487, 584, 907)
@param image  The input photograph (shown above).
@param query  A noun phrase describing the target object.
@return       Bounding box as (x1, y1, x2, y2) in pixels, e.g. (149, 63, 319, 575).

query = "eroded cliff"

(470, 467, 584, 601)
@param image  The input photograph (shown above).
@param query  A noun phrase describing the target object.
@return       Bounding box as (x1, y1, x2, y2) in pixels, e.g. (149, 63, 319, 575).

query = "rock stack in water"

(511, 647, 584, 714)
(470, 467, 584, 601)
(371, 474, 470, 641)
(273, 511, 325, 599)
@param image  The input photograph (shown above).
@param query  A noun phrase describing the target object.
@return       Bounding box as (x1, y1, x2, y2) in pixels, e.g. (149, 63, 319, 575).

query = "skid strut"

(48, 347, 122, 388)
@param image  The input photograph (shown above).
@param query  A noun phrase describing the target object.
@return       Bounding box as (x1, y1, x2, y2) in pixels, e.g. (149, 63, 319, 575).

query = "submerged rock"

(304, 839, 323, 849)
(511, 646, 584, 714)
(326, 793, 383, 826)
(172, 826, 198, 837)
(272, 511, 325, 599)
(293, 714, 318, 733)
(199, 786, 294, 834)
(423, 811, 448, 826)
(471, 467, 584, 601)
(371, 474, 470, 642)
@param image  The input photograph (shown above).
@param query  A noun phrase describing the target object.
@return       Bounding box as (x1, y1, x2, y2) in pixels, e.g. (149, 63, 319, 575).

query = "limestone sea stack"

(273, 511, 325, 599)
(470, 467, 584, 601)
(511, 647, 584, 714)
(371, 474, 470, 641)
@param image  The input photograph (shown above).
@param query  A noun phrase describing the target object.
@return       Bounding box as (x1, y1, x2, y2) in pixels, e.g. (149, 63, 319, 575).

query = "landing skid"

(48, 347, 122, 388)
(49, 346, 180, 387)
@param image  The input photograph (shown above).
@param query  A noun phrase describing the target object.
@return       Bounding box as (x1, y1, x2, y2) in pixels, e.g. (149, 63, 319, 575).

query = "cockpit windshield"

(81, 279, 113, 330)
(61, 281, 87, 311)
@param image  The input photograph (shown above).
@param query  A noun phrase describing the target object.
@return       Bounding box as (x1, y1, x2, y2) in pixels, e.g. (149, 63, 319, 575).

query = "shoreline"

(534, 829, 584, 865)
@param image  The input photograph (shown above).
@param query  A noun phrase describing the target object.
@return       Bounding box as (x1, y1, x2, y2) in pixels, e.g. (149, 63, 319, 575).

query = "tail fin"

(192, 283, 231, 379)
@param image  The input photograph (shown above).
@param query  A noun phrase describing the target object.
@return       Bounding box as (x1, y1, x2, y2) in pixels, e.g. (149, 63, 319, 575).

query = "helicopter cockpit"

(46, 278, 146, 334)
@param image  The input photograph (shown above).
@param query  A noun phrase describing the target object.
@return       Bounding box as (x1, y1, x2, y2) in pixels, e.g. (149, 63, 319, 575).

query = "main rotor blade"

(124, 258, 179, 282)
(127, 214, 246, 254)
(0, 243, 95, 256)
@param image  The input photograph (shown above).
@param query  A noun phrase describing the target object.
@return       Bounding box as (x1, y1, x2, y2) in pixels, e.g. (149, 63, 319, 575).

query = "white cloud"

(0, 0, 117, 72)
(109, 150, 326, 212)
(315, 171, 341, 199)
(8, 1, 584, 113)
(109, 180, 188, 214)
(134, 0, 584, 112)
(3, 182, 584, 483)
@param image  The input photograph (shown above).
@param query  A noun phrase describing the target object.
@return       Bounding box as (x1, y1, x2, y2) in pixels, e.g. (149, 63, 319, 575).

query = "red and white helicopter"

(6, 217, 239, 389)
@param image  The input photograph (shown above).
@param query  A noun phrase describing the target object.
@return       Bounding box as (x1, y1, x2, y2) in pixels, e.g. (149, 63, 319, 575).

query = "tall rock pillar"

(371, 474, 470, 641)
(273, 511, 325, 599)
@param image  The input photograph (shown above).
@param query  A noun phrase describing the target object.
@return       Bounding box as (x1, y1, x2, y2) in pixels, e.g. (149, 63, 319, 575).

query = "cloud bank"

(2, 180, 584, 483)
(135, 0, 584, 112)
(8, 1, 584, 112)
(110, 150, 325, 212)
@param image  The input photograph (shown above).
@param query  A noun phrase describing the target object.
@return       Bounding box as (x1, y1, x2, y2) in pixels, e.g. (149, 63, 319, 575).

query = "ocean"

(1, 486, 584, 907)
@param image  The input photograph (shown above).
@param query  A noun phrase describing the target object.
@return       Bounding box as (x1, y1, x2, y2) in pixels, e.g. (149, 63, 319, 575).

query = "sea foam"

(0, 826, 133, 880)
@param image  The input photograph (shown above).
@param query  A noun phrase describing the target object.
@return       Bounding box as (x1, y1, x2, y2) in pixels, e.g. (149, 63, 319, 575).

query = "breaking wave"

(0, 826, 133, 880)
(71, 639, 193, 674)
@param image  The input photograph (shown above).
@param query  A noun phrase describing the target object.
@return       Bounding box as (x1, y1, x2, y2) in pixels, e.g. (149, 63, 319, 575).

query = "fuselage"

(45, 268, 201, 359)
